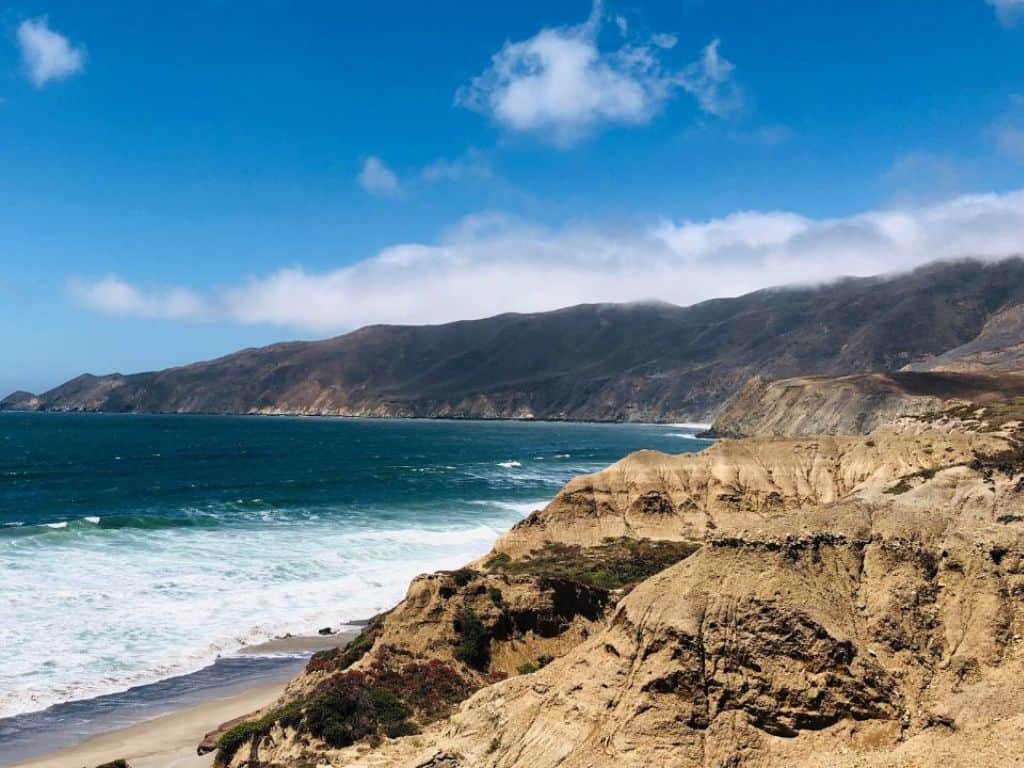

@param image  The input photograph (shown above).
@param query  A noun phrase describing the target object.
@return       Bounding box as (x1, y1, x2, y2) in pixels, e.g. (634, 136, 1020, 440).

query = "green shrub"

(303, 673, 379, 748)
(306, 646, 341, 672)
(216, 711, 276, 765)
(516, 661, 539, 674)
(246, 659, 472, 756)
(484, 538, 700, 590)
(385, 720, 420, 738)
(484, 552, 511, 569)
(884, 479, 913, 495)
(454, 607, 490, 670)
(369, 686, 408, 728)
(488, 586, 504, 605)
(305, 613, 387, 674)
(372, 658, 473, 718)
(450, 568, 476, 587)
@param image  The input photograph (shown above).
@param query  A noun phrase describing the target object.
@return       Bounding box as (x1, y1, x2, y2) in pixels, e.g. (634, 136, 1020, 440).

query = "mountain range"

(6, 257, 1024, 422)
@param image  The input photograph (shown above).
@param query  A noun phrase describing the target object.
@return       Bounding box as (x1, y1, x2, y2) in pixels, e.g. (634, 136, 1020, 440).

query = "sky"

(3, 0, 1024, 394)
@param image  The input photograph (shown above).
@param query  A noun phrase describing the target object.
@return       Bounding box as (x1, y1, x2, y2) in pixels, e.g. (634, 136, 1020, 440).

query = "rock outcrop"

(211, 412, 1024, 768)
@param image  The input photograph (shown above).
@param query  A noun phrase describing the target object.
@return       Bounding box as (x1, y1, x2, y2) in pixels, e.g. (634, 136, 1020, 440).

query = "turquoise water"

(0, 413, 707, 718)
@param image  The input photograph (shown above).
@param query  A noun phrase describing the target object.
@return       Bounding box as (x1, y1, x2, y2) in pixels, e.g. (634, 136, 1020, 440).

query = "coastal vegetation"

(484, 537, 700, 591)
(216, 659, 470, 765)
(212, 538, 709, 762)
(453, 607, 489, 670)
(306, 612, 388, 674)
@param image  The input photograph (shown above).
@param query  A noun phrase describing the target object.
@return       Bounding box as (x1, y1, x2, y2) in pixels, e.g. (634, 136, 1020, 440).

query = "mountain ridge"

(8, 258, 1024, 422)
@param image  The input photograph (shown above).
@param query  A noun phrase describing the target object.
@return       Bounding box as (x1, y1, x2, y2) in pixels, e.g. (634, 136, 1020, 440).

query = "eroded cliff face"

(490, 428, 1000, 558)
(704, 375, 941, 439)
(211, 422, 1024, 768)
(405, 519, 1023, 768)
(293, 568, 612, 693)
(705, 371, 1024, 439)
(211, 566, 633, 767)
(382, 430, 1024, 768)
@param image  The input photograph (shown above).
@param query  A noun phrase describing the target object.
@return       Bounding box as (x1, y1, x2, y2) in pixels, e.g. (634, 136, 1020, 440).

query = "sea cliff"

(705, 370, 1024, 438)
(200, 381, 1024, 768)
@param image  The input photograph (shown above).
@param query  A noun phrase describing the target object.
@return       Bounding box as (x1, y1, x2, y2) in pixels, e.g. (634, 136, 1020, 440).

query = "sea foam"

(0, 508, 526, 719)
(0, 414, 702, 720)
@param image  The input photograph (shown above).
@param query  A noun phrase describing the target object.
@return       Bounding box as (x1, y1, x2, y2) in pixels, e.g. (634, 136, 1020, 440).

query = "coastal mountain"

(7, 258, 1024, 422)
(0, 391, 40, 411)
(906, 302, 1024, 373)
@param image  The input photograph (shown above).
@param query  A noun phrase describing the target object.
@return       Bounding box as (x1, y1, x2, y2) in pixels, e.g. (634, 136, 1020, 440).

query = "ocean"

(0, 412, 708, 724)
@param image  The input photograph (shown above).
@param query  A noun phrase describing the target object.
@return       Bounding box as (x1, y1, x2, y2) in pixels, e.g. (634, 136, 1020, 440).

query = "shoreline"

(0, 409, 712, 429)
(0, 418, 708, 767)
(7, 680, 283, 768)
(1, 632, 356, 768)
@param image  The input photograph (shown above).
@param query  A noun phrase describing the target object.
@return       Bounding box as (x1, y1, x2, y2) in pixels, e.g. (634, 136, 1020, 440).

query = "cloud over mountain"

(69, 189, 1024, 332)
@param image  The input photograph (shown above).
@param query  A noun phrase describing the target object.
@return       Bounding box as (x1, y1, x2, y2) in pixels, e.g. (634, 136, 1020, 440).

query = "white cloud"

(677, 39, 741, 118)
(68, 189, 1024, 333)
(455, 1, 740, 146)
(357, 156, 400, 196)
(420, 148, 493, 182)
(987, 0, 1024, 26)
(67, 276, 205, 320)
(17, 17, 85, 88)
(650, 33, 678, 49)
(358, 149, 493, 193)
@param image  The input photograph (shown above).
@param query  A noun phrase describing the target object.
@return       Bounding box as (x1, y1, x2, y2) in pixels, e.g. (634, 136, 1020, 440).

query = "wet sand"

(9, 680, 283, 768)
(4, 631, 356, 768)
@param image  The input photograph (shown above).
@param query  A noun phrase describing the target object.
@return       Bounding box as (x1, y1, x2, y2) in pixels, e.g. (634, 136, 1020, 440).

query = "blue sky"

(3, 0, 1024, 394)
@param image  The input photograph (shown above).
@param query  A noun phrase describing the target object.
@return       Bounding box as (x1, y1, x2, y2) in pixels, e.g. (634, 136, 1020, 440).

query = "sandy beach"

(9, 680, 283, 768)
(5, 632, 355, 768)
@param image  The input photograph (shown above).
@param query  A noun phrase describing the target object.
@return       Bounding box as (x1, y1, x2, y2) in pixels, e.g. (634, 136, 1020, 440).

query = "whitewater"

(0, 413, 705, 719)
